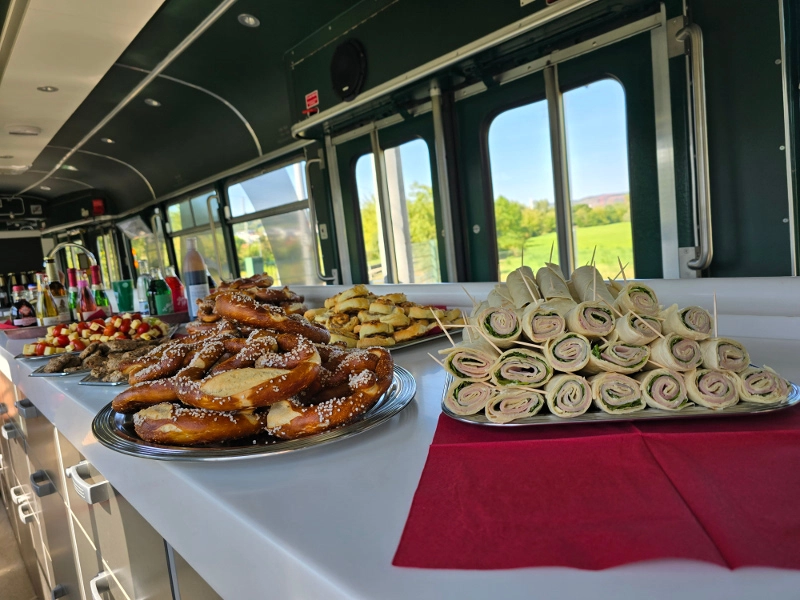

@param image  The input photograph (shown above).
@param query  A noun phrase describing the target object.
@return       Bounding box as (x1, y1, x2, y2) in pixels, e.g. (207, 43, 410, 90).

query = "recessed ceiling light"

(238, 13, 260, 27)
(7, 125, 41, 136)
(40, 185, 51, 191)
(37, 86, 58, 92)
(61, 165, 78, 171)
(100, 137, 115, 144)
(144, 98, 161, 107)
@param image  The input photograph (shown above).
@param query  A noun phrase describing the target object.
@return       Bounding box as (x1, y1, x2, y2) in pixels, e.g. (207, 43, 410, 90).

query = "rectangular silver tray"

(79, 374, 128, 387)
(441, 373, 800, 427)
(390, 329, 462, 351)
(16, 351, 80, 361)
(29, 365, 89, 378)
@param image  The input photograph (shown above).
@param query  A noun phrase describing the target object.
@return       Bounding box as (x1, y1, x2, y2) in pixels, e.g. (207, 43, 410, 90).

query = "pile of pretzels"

(111, 280, 394, 446)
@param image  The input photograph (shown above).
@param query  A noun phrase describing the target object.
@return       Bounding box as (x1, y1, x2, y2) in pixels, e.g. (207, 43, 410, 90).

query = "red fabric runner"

(393, 407, 800, 570)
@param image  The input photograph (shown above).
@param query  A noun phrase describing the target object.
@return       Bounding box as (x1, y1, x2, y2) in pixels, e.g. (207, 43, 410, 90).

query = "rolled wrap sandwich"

(520, 301, 565, 343)
(564, 302, 614, 339)
(608, 312, 661, 345)
(485, 388, 545, 423)
(589, 373, 645, 414)
(613, 283, 660, 317)
(660, 304, 713, 341)
(444, 379, 496, 415)
(648, 334, 702, 372)
(583, 342, 650, 375)
(439, 340, 500, 382)
(735, 366, 790, 404)
(544, 332, 591, 372)
(487, 284, 514, 308)
(699, 337, 750, 373)
(506, 266, 540, 308)
(569, 265, 617, 306)
(474, 306, 521, 348)
(635, 369, 691, 411)
(685, 369, 739, 410)
(545, 374, 592, 418)
(490, 348, 553, 388)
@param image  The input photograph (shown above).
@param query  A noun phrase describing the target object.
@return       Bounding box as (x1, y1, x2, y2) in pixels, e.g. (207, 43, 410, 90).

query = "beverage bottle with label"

(147, 268, 173, 316)
(35, 273, 60, 327)
(44, 258, 70, 323)
(7, 273, 18, 302)
(11, 286, 37, 327)
(67, 268, 80, 320)
(90, 265, 112, 317)
(182, 237, 210, 319)
(0, 275, 9, 309)
(136, 259, 152, 315)
(78, 270, 98, 320)
(27, 283, 38, 305)
(164, 265, 188, 313)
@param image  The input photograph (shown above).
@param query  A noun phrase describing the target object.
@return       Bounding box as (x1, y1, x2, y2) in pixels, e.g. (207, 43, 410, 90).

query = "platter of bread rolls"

(305, 284, 464, 349)
(439, 263, 798, 426)
(92, 273, 416, 460)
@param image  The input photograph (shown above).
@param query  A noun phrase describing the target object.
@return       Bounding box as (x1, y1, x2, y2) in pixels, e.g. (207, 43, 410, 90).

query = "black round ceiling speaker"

(330, 39, 367, 102)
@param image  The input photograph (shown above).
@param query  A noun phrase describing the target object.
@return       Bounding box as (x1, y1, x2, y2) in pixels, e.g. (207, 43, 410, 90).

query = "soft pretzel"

(133, 403, 267, 446)
(266, 347, 393, 439)
(254, 286, 304, 305)
(219, 273, 275, 290)
(214, 291, 330, 344)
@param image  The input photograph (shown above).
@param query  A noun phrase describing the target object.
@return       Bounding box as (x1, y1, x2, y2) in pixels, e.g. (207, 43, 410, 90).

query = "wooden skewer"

(631, 311, 665, 339)
(609, 262, 629, 282)
(427, 352, 445, 368)
(549, 241, 555, 264)
(601, 299, 624, 319)
(713, 292, 719, 338)
(470, 324, 504, 355)
(461, 285, 479, 309)
(513, 339, 545, 350)
(617, 257, 628, 284)
(648, 359, 671, 370)
(588, 245, 597, 267)
(519, 386, 547, 395)
(432, 311, 456, 347)
(520, 273, 538, 303)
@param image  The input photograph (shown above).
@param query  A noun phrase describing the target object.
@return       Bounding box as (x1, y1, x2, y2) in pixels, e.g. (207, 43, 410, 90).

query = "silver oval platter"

(441, 373, 800, 427)
(93, 365, 416, 460)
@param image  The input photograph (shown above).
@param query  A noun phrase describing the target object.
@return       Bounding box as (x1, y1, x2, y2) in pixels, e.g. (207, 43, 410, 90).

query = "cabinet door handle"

(30, 469, 56, 497)
(10, 484, 30, 505)
(89, 571, 110, 600)
(65, 460, 109, 504)
(17, 500, 35, 525)
(2, 422, 20, 440)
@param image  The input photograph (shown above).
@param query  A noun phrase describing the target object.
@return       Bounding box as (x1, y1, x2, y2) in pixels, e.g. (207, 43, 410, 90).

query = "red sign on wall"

(305, 90, 320, 110)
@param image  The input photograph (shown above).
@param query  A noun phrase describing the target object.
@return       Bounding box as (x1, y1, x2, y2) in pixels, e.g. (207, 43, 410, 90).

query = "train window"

(354, 138, 440, 284)
(168, 192, 231, 283)
(131, 235, 168, 272)
(563, 79, 634, 277)
(487, 99, 556, 280)
(96, 231, 121, 285)
(226, 159, 320, 286)
(167, 191, 219, 231)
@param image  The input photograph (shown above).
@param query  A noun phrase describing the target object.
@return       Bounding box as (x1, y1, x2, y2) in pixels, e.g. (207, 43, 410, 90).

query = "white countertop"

(4, 278, 800, 600)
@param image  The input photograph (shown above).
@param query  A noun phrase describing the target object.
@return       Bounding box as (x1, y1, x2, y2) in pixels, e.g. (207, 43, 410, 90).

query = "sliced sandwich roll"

(439, 340, 500, 382)
(535, 263, 573, 300)
(582, 342, 650, 375)
(564, 302, 614, 339)
(609, 312, 661, 345)
(506, 266, 540, 308)
(613, 283, 660, 317)
(589, 373, 645, 414)
(648, 334, 702, 372)
(569, 265, 617, 306)
(474, 306, 521, 348)
(660, 304, 713, 341)
(520, 301, 565, 343)
(684, 369, 739, 410)
(735, 366, 791, 404)
(485, 388, 545, 423)
(699, 337, 750, 373)
(544, 374, 592, 418)
(490, 348, 553, 388)
(635, 369, 690, 411)
(444, 379, 496, 415)
(544, 332, 591, 372)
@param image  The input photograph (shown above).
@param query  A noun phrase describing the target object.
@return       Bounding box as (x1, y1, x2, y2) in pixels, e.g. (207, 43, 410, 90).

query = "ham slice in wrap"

(444, 379, 496, 415)
(544, 374, 592, 418)
(485, 388, 545, 423)
(439, 340, 500, 381)
(608, 312, 661, 345)
(568, 265, 616, 306)
(588, 373, 645, 414)
(699, 337, 750, 373)
(582, 342, 650, 375)
(564, 302, 614, 339)
(735, 366, 791, 404)
(685, 369, 739, 410)
(506, 266, 540, 308)
(648, 334, 702, 372)
(520, 301, 565, 343)
(635, 369, 691, 411)
(544, 332, 591, 372)
(613, 283, 660, 317)
(473, 306, 521, 348)
(490, 348, 553, 388)
(660, 304, 713, 341)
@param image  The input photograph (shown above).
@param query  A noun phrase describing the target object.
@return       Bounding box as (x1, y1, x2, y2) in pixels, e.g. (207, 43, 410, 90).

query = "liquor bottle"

(90, 265, 112, 317)
(27, 283, 38, 305)
(11, 286, 37, 327)
(44, 258, 70, 323)
(7, 273, 18, 302)
(78, 269, 98, 320)
(0, 275, 9, 309)
(147, 268, 173, 315)
(182, 237, 210, 319)
(164, 265, 188, 312)
(35, 273, 60, 327)
(136, 259, 152, 315)
(19, 272, 29, 288)
(67, 268, 80, 320)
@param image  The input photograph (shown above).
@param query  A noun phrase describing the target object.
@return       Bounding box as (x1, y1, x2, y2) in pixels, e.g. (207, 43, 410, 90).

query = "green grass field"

(498, 222, 635, 281)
